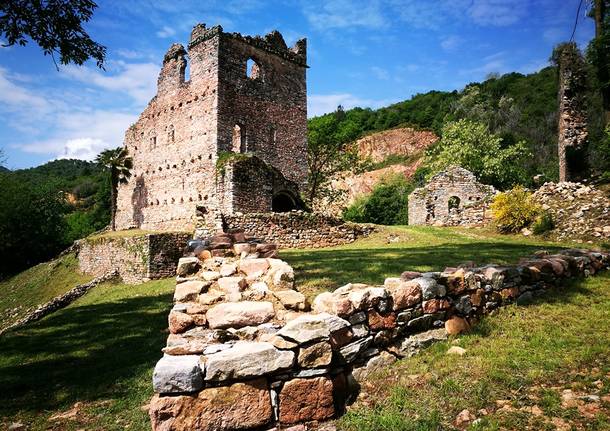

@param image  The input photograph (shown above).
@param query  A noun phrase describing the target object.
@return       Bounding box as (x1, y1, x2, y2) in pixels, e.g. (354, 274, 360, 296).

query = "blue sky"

(0, 0, 594, 169)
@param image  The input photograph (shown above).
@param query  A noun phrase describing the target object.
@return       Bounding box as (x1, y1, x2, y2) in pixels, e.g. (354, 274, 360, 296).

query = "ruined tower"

(114, 24, 308, 232)
(557, 43, 589, 182)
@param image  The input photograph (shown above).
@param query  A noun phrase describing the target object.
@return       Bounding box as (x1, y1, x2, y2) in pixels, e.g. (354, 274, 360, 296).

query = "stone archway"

(272, 191, 297, 212)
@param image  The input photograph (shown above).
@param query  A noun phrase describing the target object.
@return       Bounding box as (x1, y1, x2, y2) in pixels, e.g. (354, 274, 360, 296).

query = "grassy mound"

(0, 253, 92, 332)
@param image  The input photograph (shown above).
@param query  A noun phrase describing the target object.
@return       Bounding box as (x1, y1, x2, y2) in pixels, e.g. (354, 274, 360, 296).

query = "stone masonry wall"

(149, 247, 609, 430)
(78, 233, 190, 284)
(115, 24, 308, 232)
(218, 211, 375, 248)
(557, 43, 589, 182)
(409, 166, 496, 226)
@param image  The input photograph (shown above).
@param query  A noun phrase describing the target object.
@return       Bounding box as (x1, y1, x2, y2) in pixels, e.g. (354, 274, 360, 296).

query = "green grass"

(0, 253, 92, 331)
(338, 273, 610, 431)
(282, 225, 578, 299)
(0, 226, 606, 430)
(0, 277, 174, 430)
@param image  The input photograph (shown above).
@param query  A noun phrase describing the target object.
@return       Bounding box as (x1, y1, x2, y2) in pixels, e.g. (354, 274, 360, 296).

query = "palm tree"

(96, 147, 133, 231)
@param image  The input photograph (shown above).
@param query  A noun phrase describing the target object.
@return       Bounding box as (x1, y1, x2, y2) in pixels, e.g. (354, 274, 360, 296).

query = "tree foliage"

(96, 147, 132, 231)
(0, 173, 68, 278)
(0, 0, 106, 68)
(306, 109, 360, 207)
(426, 119, 531, 190)
(343, 175, 413, 225)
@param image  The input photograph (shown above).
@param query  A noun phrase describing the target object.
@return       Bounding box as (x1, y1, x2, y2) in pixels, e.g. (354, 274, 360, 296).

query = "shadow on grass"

(283, 242, 565, 291)
(0, 290, 171, 416)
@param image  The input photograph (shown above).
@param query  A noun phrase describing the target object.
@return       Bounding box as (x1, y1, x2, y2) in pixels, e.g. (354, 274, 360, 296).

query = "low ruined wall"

(220, 211, 375, 248)
(149, 248, 609, 430)
(78, 232, 190, 284)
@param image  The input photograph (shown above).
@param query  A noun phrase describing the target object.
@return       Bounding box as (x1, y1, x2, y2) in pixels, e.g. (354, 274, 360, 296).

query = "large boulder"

(279, 377, 335, 424)
(206, 301, 274, 329)
(276, 313, 350, 345)
(203, 341, 294, 381)
(152, 355, 203, 394)
(149, 378, 272, 431)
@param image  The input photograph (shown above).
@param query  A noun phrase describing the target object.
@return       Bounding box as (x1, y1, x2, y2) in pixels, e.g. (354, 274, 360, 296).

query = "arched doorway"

(448, 196, 461, 212)
(272, 192, 297, 212)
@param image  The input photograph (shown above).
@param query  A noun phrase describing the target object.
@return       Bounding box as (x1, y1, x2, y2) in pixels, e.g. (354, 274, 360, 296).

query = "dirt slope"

(356, 127, 438, 163)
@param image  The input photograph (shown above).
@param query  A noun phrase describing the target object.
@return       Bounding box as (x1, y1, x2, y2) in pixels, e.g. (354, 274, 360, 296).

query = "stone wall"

(149, 248, 609, 430)
(78, 233, 190, 284)
(212, 211, 375, 248)
(557, 43, 589, 182)
(115, 24, 308, 232)
(409, 166, 496, 226)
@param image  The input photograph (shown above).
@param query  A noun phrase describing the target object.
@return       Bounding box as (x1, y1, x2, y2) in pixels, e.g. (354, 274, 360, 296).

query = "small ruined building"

(408, 166, 496, 226)
(114, 24, 308, 233)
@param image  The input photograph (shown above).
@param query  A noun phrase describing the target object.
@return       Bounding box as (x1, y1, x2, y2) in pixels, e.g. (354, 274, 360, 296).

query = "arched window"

(448, 196, 461, 212)
(232, 124, 246, 153)
(168, 125, 175, 143)
(246, 58, 261, 80)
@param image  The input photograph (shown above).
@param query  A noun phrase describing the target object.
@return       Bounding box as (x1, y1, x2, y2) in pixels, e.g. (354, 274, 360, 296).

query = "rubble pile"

(533, 182, 610, 242)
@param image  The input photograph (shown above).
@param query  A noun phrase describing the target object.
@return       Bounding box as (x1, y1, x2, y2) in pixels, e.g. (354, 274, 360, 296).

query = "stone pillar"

(557, 43, 589, 182)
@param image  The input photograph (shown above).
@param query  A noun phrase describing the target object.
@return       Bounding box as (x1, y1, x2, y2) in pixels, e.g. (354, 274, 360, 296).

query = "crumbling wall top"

(188, 23, 307, 67)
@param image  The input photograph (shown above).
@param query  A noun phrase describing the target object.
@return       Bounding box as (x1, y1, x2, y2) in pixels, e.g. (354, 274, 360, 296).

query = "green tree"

(0, 0, 106, 68)
(343, 174, 413, 225)
(0, 173, 68, 278)
(426, 119, 531, 189)
(96, 147, 132, 230)
(306, 108, 359, 206)
(587, 0, 610, 112)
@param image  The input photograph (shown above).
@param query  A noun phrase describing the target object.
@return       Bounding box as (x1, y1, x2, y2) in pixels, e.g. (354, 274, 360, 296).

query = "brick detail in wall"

(115, 24, 308, 232)
(408, 166, 496, 227)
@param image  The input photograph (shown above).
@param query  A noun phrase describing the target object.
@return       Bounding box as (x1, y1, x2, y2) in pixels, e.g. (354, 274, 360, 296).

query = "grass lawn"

(338, 273, 610, 431)
(0, 226, 607, 430)
(0, 253, 92, 332)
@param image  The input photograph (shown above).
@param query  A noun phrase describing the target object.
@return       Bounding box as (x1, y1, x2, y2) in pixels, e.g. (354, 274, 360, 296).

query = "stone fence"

(149, 248, 609, 430)
(77, 232, 190, 284)
(217, 211, 375, 249)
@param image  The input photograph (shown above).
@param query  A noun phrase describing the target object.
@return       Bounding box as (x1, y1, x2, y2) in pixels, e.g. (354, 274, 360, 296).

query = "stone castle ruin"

(408, 166, 496, 227)
(114, 24, 308, 233)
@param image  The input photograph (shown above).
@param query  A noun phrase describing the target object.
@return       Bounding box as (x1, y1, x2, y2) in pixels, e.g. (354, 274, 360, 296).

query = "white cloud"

(156, 25, 177, 38)
(20, 110, 137, 160)
(390, 0, 527, 29)
(440, 35, 463, 51)
(469, 0, 526, 26)
(0, 67, 49, 113)
(62, 61, 159, 105)
(308, 93, 396, 117)
(371, 66, 390, 80)
(303, 0, 387, 31)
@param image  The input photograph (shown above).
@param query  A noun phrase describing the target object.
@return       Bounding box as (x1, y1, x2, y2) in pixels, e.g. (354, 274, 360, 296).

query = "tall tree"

(96, 147, 132, 231)
(588, 0, 610, 112)
(0, 0, 106, 68)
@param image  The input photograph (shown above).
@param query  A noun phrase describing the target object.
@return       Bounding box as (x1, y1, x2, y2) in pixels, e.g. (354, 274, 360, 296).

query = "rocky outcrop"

(533, 182, 610, 242)
(149, 246, 610, 430)
(355, 127, 438, 163)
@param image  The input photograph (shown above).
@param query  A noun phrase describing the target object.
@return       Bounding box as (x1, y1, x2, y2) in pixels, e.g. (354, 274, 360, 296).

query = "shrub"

(490, 186, 542, 233)
(532, 212, 555, 235)
(343, 175, 413, 225)
(426, 119, 531, 189)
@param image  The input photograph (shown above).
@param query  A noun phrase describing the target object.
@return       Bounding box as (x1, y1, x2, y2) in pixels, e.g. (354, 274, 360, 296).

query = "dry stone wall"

(78, 233, 190, 284)
(149, 247, 609, 430)
(216, 211, 375, 248)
